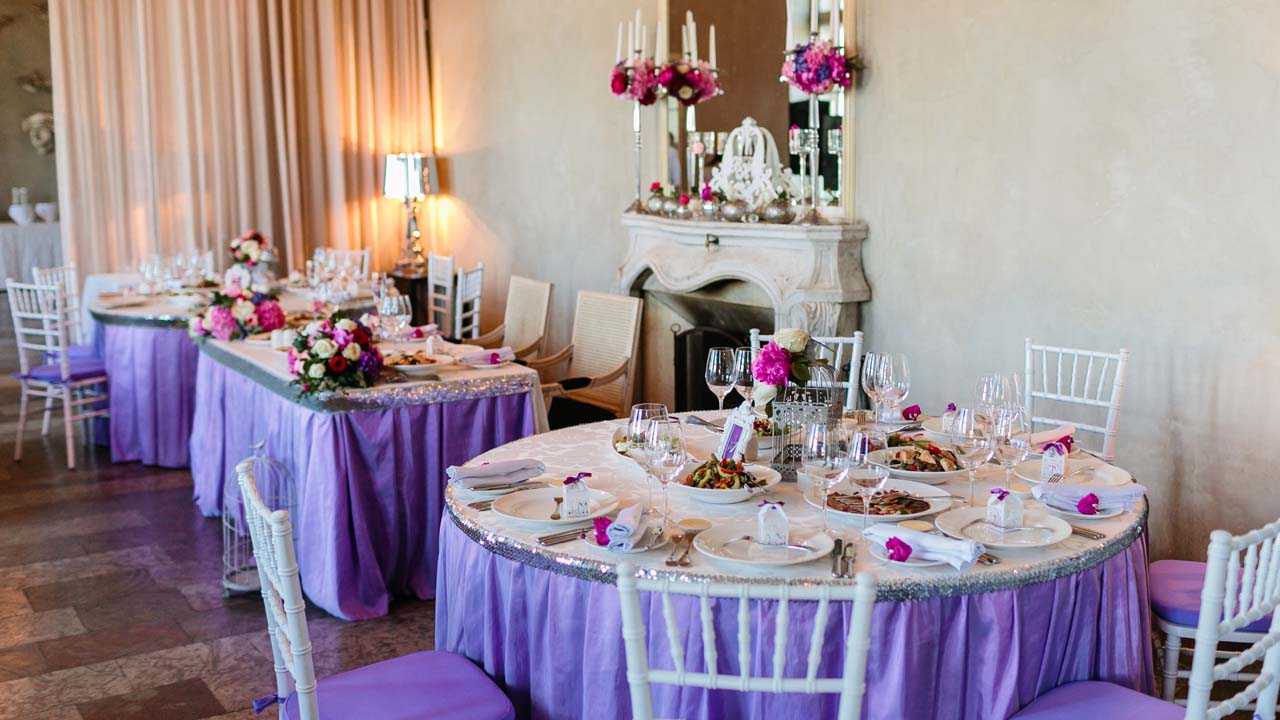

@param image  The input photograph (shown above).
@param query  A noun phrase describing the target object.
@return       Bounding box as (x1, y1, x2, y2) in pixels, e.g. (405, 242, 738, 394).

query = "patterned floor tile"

(77, 678, 225, 720)
(24, 569, 160, 612)
(39, 621, 190, 671)
(1, 510, 148, 548)
(0, 608, 84, 650)
(0, 643, 47, 681)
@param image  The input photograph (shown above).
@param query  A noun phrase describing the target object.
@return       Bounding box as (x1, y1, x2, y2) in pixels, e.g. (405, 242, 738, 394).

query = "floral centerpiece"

(780, 38, 860, 95)
(750, 328, 812, 409)
(229, 230, 269, 267)
(187, 283, 285, 341)
(287, 315, 383, 396)
(657, 59, 722, 105)
(610, 57, 659, 105)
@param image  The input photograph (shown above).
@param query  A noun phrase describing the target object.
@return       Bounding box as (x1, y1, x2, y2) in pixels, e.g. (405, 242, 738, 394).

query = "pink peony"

(1076, 493, 1100, 516)
(609, 66, 628, 95)
(751, 341, 791, 387)
(255, 300, 285, 332)
(207, 305, 239, 341)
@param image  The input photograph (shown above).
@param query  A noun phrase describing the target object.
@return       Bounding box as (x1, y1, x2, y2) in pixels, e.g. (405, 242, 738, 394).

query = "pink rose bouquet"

(229, 230, 270, 267)
(610, 57, 659, 105)
(188, 283, 285, 341)
(288, 314, 383, 396)
(781, 39, 860, 96)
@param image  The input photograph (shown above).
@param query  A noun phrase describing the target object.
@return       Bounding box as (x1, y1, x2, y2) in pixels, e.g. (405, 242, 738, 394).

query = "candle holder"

(610, 50, 659, 213)
(827, 127, 843, 206)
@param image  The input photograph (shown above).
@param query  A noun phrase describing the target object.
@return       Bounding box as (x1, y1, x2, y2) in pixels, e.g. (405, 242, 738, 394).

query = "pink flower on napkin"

(946, 402, 957, 413)
(563, 472, 592, 486)
(901, 404, 921, 421)
(1042, 435, 1074, 454)
(751, 341, 791, 387)
(1076, 493, 1100, 515)
(990, 487, 1010, 502)
(592, 516, 613, 546)
(488, 352, 501, 365)
(885, 537, 913, 562)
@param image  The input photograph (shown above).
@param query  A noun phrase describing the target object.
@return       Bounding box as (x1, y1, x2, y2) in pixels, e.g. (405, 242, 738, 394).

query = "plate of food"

(868, 442, 966, 484)
(812, 478, 952, 523)
(384, 351, 454, 376)
(934, 507, 1071, 549)
(490, 486, 618, 528)
(669, 457, 782, 505)
(693, 522, 835, 568)
(1012, 458, 1132, 487)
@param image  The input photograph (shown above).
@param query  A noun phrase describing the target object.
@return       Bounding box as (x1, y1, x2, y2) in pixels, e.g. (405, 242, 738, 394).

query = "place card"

(986, 488, 1024, 529)
(1040, 443, 1067, 483)
(562, 472, 592, 519)
(756, 500, 788, 546)
(717, 406, 754, 462)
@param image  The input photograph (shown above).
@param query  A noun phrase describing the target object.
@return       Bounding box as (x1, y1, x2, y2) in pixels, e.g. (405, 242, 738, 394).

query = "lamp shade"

(383, 152, 431, 200)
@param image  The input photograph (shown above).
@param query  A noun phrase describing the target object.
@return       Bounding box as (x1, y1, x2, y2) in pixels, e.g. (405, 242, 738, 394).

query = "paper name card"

(756, 502, 789, 546)
(717, 406, 754, 462)
(986, 490, 1024, 529)
(1040, 445, 1067, 483)
(563, 479, 592, 519)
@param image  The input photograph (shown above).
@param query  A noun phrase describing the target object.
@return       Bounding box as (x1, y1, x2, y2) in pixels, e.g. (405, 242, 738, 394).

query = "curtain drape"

(49, 0, 433, 275)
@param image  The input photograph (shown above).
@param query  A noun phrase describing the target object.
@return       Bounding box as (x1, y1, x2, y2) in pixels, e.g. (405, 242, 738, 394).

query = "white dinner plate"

(864, 535, 950, 567)
(693, 522, 835, 568)
(1013, 459, 1132, 487)
(386, 354, 455, 376)
(1040, 500, 1125, 521)
(466, 360, 512, 370)
(807, 477, 952, 524)
(490, 486, 618, 528)
(668, 463, 783, 505)
(868, 447, 967, 485)
(934, 507, 1071, 549)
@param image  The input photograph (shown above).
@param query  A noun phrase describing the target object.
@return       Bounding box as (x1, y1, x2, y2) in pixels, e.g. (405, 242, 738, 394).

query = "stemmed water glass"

(646, 417, 688, 535)
(876, 353, 910, 422)
(378, 295, 412, 341)
(860, 352, 886, 420)
(802, 422, 853, 536)
(731, 347, 755, 407)
(992, 406, 1032, 487)
(628, 403, 668, 516)
(704, 347, 736, 411)
(951, 406, 995, 507)
(845, 430, 889, 529)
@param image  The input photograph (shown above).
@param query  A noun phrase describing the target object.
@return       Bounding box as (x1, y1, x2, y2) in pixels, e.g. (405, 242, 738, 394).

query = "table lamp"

(383, 152, 437, 272)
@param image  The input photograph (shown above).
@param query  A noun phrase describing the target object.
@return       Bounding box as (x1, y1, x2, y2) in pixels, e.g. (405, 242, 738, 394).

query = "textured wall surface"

(0, 0, 56, 203)
(428, 0, 661, 352)
(854, 0, 1280, 559)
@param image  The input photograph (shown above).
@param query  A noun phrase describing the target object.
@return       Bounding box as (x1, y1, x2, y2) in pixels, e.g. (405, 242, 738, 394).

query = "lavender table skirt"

(101, 323, 199, 467)
(437, 516, 1153, 720)
(190, 354, 537, 620)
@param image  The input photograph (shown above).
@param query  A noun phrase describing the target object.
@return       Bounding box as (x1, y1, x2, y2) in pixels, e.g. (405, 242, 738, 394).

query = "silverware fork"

(1071, 525, 1106, 540)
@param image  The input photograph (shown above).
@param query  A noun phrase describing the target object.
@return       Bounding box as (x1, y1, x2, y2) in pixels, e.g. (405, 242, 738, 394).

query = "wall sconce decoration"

(382, 152, 437, 273)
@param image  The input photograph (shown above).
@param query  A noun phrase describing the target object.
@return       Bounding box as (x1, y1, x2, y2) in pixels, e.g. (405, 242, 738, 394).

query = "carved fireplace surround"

(617, 212, 871, 336)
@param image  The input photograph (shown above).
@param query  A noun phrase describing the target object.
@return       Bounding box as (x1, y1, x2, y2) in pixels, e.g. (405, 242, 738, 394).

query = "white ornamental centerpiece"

(708, 117, 795, 214)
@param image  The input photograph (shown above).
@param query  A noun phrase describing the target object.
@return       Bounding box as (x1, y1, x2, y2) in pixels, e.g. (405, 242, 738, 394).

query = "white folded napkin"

(446, 458, 545, 488)
(1032, 482, 1146, 513)
(461, 347, 515, 365)
(1026, 424, 1076, 448)
(606, 504, 650, 552)
(862, 524, 986, 570)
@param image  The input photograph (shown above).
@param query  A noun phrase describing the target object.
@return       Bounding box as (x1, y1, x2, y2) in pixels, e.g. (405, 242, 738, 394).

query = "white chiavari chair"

(235, 459, 515, 720)
(1023, 339, 1130, 462)
(616, 562, 876, 720)
(32, 263, 85, 346)
(6, 279, 109, 469)
(453, 263, 484, 340)
(751, 329, 864, 411)
(427, 254, 455, 332)
(527, 291, 643, 425)
(475, 275, 552, 359)
(1010, 519, 1280, 720)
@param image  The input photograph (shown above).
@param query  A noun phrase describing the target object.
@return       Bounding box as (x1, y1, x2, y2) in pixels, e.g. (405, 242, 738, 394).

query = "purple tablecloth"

(102, 324, 199, 467)
(436, 516, 1153, 720)
(190, 354, 538, 620)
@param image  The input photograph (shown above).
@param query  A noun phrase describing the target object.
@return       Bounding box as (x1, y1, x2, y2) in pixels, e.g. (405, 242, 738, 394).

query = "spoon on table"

(549, 496, 563, 521)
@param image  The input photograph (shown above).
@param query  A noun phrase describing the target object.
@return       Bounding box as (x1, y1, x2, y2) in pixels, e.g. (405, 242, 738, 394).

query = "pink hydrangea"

(207, 305, 239, 341)
(751, 341, 792, 387)
(255, 300, 285, 332)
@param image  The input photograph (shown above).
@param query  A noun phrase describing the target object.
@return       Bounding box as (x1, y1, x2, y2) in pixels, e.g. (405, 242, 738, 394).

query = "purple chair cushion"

(282, 651, 514, 720)
(1151, 559, 1272, 633)
(15, 358, 107, 383)
(1009, 681, 1182, 719)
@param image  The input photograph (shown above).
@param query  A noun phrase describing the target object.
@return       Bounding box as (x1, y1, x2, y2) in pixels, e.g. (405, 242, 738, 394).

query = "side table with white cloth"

(436, 412, 1154, 720)
(0, 222, 61, 282)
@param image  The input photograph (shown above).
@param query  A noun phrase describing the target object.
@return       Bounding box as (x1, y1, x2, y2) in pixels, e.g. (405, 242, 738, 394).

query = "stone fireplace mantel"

(617, 212, 870, 336)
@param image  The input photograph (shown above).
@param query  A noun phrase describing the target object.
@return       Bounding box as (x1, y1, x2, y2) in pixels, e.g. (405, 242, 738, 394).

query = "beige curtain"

(49, 0, 433, 275)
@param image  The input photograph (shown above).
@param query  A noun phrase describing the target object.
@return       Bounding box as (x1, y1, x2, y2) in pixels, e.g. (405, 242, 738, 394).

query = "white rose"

(342, 343, 361, 361)
(311, 338, 338, 359)
(773, 328, 810, 353)
(752, 383, 778, 408)
(231, 299, 256, 322)
(307, 363, 325, 379)
(335, 318, 357, 332)
(240, 239, 259, 255)
(246, 247, 261, 262)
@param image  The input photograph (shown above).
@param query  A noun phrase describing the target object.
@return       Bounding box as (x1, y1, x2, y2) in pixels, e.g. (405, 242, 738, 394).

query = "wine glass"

(628, 403, 668, 515)
(704, 347, 736, 411)
(992, 406, 1032, 487)
(860, 352, 886, 420)
(647, 417, 687, 535)
(731, 347, 755, 407)
(876, 353, 910, 422)
(802, 422, 852, 536)
(378, 295, 412, 340)
(845, 430, 889, 529)
(975, 373, 1012, 419)
(951, 406, 995, 507)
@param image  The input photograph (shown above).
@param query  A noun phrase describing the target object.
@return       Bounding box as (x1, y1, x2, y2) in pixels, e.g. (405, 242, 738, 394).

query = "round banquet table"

(436, 414, 1154, 720)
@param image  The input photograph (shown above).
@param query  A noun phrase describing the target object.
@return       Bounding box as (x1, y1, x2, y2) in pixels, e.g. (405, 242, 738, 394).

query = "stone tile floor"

(0, 405, 434, 720)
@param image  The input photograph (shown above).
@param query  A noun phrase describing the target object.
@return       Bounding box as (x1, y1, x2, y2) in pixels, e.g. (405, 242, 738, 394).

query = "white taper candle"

(627, 20, 634, 58)
(634, 8, 641, 49)
(641, 23, 647, 57)
(681, 24, 688, 57)
(709, 25, 716, 68)
(656, 18, 666, 62)
(831, 0, 841, 44)
(810, 0, 818, 34)
(785, 5, 793, 50)
(688, 11, 698, 62)
(616, 21, 623, 63)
